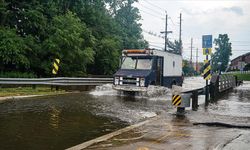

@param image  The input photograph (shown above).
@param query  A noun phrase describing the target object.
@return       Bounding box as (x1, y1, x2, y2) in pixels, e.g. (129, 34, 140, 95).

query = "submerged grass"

(0, 86, 65, 97)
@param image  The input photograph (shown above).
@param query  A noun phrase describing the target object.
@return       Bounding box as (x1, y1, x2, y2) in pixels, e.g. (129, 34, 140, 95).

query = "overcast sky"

(134, 0, 250, 62)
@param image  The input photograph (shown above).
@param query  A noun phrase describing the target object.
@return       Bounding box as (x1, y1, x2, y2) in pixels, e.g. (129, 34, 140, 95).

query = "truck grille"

(121, 77, 137, 85)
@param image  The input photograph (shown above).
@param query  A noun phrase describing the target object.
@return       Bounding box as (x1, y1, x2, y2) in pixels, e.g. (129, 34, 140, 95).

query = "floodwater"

(208, 81, 250, 118)
(0, 77, 249, 150)
(0, 93, 128, 150)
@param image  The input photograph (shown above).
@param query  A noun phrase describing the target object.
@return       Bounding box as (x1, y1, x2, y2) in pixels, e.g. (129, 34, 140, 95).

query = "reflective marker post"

(205, 55, 209, 106)
(202, 35, 213, 107)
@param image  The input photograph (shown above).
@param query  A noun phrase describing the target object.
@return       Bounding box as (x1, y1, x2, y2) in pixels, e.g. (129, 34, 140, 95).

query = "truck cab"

(113, 49, 183, 92)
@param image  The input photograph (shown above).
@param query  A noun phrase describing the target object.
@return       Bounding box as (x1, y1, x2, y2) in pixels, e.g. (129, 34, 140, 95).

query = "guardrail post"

(192, 90, 198, 111)
(32, 85, 36, 90)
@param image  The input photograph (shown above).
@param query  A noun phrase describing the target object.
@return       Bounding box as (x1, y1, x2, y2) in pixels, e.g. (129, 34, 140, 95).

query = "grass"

(233, 73, 250, 81)
(0, 86, 65, 97)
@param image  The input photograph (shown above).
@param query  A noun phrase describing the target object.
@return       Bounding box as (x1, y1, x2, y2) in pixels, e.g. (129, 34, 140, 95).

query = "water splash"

(90, 84, 118, 96)
(90, 84, 171, 99)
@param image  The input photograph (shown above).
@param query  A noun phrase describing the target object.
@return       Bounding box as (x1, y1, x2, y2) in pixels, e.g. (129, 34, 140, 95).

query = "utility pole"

(190, 38, 193, 65)
(196, 48, 198, 73)
(165, 13, 168, 51)
(161, 12, 172, 51)
(179, 13, 182, 55)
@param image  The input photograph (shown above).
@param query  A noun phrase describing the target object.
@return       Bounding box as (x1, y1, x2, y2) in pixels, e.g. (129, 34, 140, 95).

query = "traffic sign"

(52, 58, 60, 75)
(203, 60, 211, 80)
(202, 35, 212, 48)
(203, 48, 212, 55)
(172, 95, 181, 106)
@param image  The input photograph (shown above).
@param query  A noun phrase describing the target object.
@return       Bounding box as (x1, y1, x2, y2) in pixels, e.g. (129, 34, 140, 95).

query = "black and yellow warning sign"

(172, 95, 181, 106)
(52, 58, 60, 75)
(203, 48, 212, 55)
(203, 60, 211, 80)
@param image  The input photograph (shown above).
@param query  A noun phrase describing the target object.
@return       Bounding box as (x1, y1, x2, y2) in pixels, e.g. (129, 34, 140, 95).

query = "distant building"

(230, 52, 250, 70)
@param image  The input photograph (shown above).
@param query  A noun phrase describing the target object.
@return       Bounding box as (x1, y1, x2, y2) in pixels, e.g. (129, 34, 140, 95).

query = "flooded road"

(0, 77, 250, 149)
(0, 77, 203, 150)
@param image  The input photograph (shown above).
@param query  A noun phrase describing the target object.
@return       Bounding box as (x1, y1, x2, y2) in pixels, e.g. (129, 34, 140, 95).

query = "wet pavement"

(83, 80, 250, 150)
(85, 113, 250, 150)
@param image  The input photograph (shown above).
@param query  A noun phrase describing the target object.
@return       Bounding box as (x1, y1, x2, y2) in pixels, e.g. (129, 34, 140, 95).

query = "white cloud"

(136, 0, 250, 61)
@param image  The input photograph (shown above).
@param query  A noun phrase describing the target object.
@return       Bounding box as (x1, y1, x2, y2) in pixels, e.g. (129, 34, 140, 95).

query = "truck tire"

(171, 80, 176, 88)
(150, 81, 156, 85)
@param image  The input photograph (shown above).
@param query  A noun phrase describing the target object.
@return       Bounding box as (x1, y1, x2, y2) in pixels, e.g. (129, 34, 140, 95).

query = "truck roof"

(122, 49, 181, 57)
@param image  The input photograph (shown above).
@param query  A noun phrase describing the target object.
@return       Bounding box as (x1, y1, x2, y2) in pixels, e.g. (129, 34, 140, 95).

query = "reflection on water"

(49, 106, 61, 129)
(0, 93, 128, 150)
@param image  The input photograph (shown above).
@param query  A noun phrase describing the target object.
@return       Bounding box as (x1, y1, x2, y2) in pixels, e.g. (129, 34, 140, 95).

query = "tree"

(168, 40, 182, 54)
(0, 27, 30, 71)
(42, 11, 95, 76)
(114, 0, 147, 49)
(0, 0, 148, 77)
(211, 34, 232, 72)
(92, 38, 121, 75)
(182, 59, 195, 76)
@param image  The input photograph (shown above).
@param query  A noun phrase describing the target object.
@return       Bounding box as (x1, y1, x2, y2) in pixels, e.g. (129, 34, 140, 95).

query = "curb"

(66, 115, 159, 150)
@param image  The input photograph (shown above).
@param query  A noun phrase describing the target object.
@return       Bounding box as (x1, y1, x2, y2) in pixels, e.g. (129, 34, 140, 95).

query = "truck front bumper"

(112, 85, 147, 92)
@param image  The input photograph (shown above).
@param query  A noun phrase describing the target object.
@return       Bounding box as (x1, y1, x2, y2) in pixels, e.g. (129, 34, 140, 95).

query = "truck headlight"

(114, 77, 119, 85)
(136, 78, 140, 86)
(140, 78, 145, 87)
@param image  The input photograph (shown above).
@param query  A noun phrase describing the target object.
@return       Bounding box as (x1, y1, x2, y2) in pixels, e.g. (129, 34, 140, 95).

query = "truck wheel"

(171, 81, 176, 88)
(150, 81, 155, 85)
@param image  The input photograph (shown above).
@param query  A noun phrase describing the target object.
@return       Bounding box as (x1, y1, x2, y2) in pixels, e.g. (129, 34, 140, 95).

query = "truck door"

(156, 57, 163, 85)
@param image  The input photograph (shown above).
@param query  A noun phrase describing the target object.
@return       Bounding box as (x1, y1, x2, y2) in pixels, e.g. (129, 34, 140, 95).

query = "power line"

(139, 9, 163, 20)
(143, 29, 165, 39)
(169, 17, 178, 26)
(137, 1, 164, 16)
(142, 0, 166, 12)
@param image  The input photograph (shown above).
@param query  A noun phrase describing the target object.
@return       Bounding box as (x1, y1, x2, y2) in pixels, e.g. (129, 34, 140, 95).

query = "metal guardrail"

(0, 77, 113, 86)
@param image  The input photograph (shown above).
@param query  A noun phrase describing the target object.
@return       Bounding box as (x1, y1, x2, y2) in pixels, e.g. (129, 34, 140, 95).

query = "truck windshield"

(121, 57, 152, 70)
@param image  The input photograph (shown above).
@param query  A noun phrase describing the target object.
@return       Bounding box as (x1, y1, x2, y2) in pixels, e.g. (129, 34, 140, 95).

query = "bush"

(0, 71, 37, 78)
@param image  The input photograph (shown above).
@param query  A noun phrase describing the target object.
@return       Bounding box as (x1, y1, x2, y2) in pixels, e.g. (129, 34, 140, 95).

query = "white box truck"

(113, 49, 183, 92)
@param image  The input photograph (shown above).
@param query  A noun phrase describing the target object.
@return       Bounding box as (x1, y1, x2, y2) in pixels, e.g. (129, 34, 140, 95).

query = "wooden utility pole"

(161, 13, 172, 51)
(190, 38, 193, 64)
(196, 48, 198, 73)
(179, 13, 182, 55)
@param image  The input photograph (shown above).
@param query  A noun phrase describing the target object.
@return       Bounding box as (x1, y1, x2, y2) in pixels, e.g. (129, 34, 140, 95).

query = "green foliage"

(168, 40, 182, 54)
(0, 0, 147, 77)
(0, 71, 37, 78)
(0, 28, 30, 71)
(244, 64, 250, 71)
(182, 59, 195, 76)
(211, 34, 232, 72)
(94, 38, 121, 75)
(43, 11, 95, 76)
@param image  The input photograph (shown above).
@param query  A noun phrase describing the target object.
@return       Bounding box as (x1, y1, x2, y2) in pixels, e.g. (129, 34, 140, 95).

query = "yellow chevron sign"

(52, 59, 60, 75)
(172, 95, 181, 106)
(203, 60, 211, 80)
